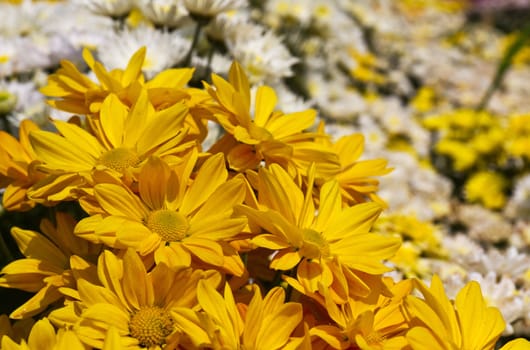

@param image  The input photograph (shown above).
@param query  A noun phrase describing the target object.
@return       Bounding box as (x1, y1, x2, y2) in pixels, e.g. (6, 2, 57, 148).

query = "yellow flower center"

(98, 147, 140, 173)
(146, 210, 189, 241)
(365, 331, 385, 345)
(300, 228, 329, 259)
(129, 306, 174, 347)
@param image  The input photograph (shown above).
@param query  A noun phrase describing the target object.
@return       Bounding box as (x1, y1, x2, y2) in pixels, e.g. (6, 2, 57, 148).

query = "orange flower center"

(146, 210, 189, 242)
(98, 147, 140, 173)
(129, 306, 174, 347)
(300, 228, 330, 259)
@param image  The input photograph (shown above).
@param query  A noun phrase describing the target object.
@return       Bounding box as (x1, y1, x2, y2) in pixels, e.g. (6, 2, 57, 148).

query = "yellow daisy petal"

(154, 244, 191, 269)
(183, 238, 224, 267)
(324, 202, 382, 241)
(29, 130, 96, 172)
(138, 156, 170, 211)
(94, 184, 149, 221)
(99, 94, 129, 148)
(269, 250, 301, 270)
(179, 153, 227, 215)
(10, 228, 67, 268)
(121, 249, 154, 310)
(26, 318, 55, 349)
(253, 86, 277, 127)
(136, 102, 188, 153)
(121, 46, 146, 87)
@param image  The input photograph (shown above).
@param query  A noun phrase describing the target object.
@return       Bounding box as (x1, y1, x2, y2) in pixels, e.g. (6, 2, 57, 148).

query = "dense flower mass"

(1, 0, 530, 349)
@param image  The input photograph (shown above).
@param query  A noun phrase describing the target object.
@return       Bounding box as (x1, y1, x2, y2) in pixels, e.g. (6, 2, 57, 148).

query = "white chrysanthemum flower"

(183, 0, 246, 19)
(269, 83, 314, 114)
(477, 247, 530, 281)
(0, 79, 48, 128)
(307, 72, 367, 120)
(226, 23, 298, 84)
(204, 9, 250, 44)
(506, 174, 530, 219)
(0, 37, 49, 78)
(97, 26, 190, 79)
(0, 0, 42, 38)
(376, 151, 452, 221)
(441, 233, 485, 270)
(468, 271, 525, 335)
(135, 0, 190, 28)
(440, 272, 467, 300)
(0, 1, 83, 69)
(38, 3, 115, 51)
(355, 114, 387, 150)
(367, 96, 432, 155)
(263, 0, 312, 29)
(456, 204, 513, 243)
(73, 0, 135, 17)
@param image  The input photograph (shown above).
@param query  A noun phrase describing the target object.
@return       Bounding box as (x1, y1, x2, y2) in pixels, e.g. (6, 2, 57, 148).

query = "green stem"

(204, 44, 215, 81)
(184, 21, 204, 67)
(476, 21, 530, 111)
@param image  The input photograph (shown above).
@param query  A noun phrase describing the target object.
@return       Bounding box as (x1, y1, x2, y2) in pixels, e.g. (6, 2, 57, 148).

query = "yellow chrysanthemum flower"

(40, 47, 196, 116)
(204, 61, 340, 178)
(465, 171, 507, 210)
(74, 153, 247, 274)
(405, 275, 505, 350)
(317, 124, 392, 206)
(375, 214, 446, 277)
(1, 318, 84, 350)
(0, 212, 101, 319)
(40, 47, 146, 115)
(500, 338, 530, 350)
(0, 119, 43, 211)
(505, 113, 530, 159)
(173, 281, 304, 349)
(48, 249, 221, 349)
(238, 164, 401, 301)
(310, 277, 412, 349)
(28, 91, 194, 204)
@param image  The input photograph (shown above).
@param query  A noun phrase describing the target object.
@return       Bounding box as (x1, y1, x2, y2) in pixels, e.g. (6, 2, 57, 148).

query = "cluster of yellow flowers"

(423, 109, 530, 210)
(0, 48, 527, 349)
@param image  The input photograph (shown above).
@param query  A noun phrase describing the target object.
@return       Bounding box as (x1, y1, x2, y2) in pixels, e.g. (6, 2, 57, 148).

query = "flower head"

(238, 164, 400, 301)
(75, 153, 247, 274)
(205, 61, 340, 178)
(49, 249, 221, 349)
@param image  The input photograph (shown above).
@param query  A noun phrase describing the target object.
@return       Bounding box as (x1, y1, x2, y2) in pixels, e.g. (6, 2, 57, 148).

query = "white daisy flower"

(478, 247, 530, 281)
(97, 26, 190, 79)
(227, 24, 298, 84)
(441, 233, 485, 270)
(0, 0, 41, 38)
(204, 9, 250, 45)
(72, 0, 135, 17)
(135, 0, 190, 28)
(506, 174, 530, 219)
(38, 3, 115, 51)
(263, 0, 313, 29)
(0, 79, 48, 128)
(0, 36, 49, 78)
(456, 204, 513, 243)
(183, 0, 246, 19)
